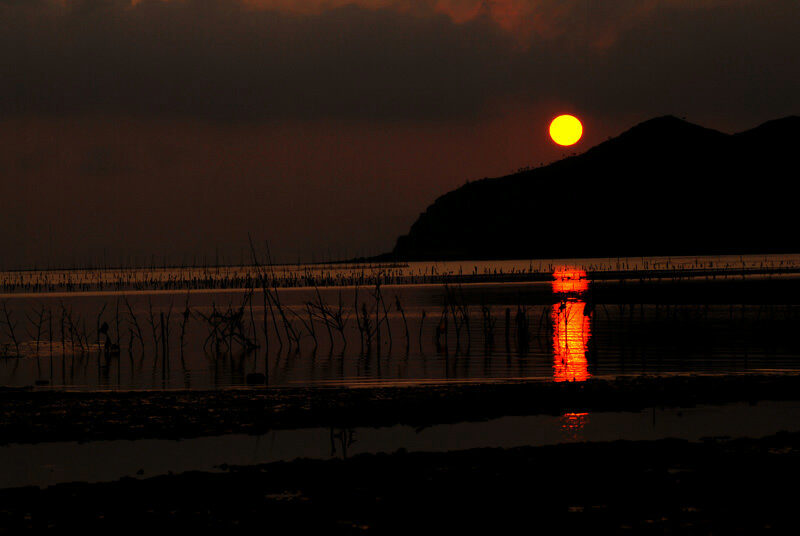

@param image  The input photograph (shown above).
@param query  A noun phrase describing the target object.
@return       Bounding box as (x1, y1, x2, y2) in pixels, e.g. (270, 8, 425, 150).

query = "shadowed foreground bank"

(3, 433, 800, 533)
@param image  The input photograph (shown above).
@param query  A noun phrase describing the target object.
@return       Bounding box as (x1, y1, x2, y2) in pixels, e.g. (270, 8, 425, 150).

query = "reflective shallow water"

(3, 400, 799, 489)
(3, 255, 800, 390)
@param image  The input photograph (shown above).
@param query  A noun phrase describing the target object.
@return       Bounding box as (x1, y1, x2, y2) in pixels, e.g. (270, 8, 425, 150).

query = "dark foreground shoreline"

(3, 432, 800, 533)
(4, 373, 800, 445)
(4, 374, 800, 533)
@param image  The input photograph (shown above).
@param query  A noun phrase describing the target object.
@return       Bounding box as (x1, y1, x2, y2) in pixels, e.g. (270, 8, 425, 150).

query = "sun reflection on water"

(552, 267, 589, 294)
(552, 267, 592, 382)
(552, 301, 591, 382)
(560, 412, 589, 440)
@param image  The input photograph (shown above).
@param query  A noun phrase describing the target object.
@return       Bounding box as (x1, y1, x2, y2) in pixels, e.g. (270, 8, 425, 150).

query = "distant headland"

(382, 115, 800, 261)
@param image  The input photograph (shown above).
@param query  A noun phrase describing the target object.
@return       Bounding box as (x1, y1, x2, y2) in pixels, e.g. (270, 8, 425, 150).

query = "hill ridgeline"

(390, 115, 800, 261)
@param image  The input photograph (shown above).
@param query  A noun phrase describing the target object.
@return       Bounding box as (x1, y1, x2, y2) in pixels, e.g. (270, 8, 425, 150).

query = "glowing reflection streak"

(560, 412, 589, 440)
(551, 267, 591, 382)
(552, 267, 589, 294)
(552, 301, 591, 382)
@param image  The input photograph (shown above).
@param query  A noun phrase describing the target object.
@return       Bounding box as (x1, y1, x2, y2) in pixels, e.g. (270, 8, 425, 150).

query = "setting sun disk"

(549, 115, 583, 146)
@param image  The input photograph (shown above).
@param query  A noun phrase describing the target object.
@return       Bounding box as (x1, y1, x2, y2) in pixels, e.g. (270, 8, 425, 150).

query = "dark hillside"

(392, 116, 800, 260)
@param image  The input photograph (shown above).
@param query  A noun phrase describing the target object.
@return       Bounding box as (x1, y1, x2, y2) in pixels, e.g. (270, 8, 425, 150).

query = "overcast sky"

(1, 0, 798, 268)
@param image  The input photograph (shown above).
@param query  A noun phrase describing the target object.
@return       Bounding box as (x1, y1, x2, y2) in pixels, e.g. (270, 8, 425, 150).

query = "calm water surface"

(3, 255, 800, 390)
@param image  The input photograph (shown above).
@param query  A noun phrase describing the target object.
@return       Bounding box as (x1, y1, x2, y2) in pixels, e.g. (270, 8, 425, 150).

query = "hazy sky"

(1, 0, 798, 268)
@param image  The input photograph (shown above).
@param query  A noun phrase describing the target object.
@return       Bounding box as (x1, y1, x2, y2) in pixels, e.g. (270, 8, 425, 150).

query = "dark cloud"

(1, 0, 798, 126)
(1, 1, 520, 121)
(577, 0, 800, 129)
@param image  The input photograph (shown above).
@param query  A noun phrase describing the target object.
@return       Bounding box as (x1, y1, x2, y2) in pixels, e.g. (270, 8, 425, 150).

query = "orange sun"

(549, 114, 583, 146)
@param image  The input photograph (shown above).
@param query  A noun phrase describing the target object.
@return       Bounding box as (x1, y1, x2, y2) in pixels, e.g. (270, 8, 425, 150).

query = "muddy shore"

(3, 431, 800, 533)
(4, 373, 800, 445)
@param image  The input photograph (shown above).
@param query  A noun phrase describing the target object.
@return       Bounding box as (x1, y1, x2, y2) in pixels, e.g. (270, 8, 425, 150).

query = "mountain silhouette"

(391, 115, 800, 261)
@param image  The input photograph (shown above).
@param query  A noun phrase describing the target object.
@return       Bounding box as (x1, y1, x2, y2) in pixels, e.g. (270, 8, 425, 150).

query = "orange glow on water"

(560, 412, 589, 439)
(552, 300, 591, 382)
(552, 267, 588, 294)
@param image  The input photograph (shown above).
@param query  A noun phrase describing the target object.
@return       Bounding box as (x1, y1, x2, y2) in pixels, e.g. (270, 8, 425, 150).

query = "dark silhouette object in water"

(515, 306, 529, 353)
(504, 308, 511, 353)
(435, 309, 448, 354)
(99, 321, 120, 356)
(481, 305, 496, 348)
